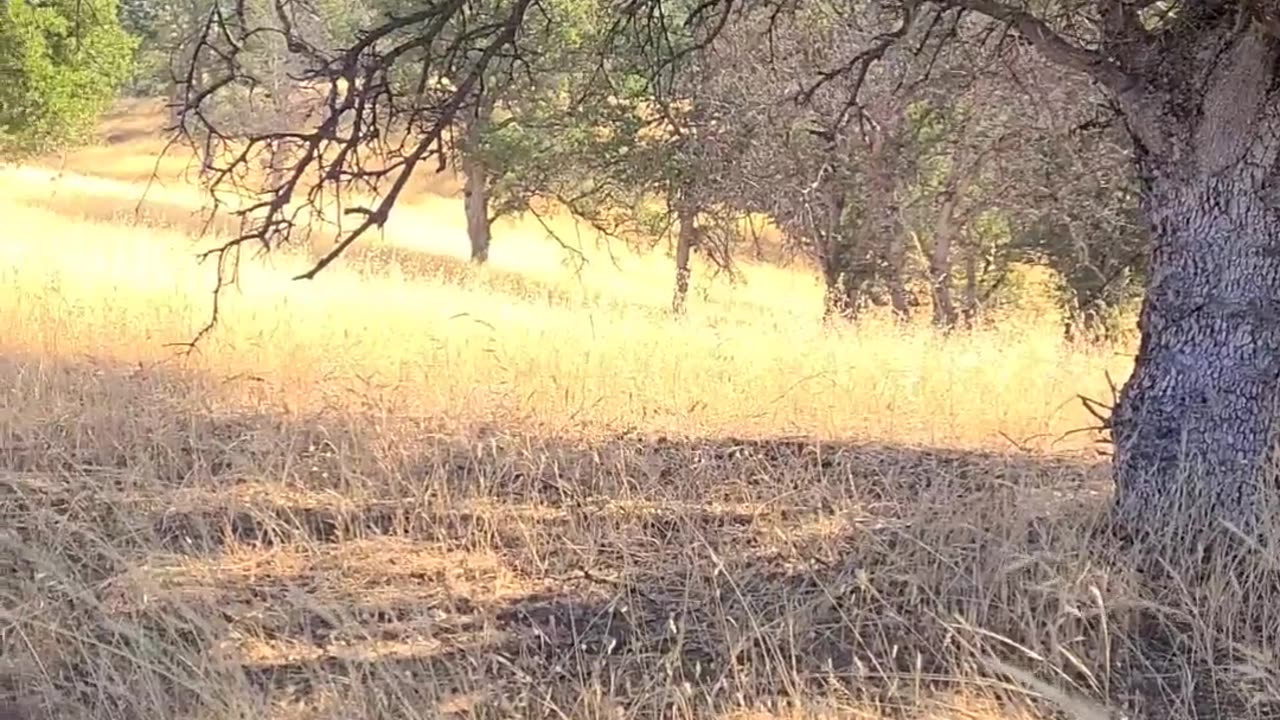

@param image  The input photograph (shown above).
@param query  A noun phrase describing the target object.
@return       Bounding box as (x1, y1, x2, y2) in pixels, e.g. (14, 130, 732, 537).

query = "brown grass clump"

(2, 105, 1279, 720)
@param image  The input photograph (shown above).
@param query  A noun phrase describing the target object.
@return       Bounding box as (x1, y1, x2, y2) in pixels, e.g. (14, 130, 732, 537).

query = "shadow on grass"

(1, 355, 1276, 720)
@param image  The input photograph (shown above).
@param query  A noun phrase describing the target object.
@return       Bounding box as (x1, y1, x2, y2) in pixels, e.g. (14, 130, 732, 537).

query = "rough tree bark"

(461, 101, 493, 264)
(821, 242, 857, 321)
(814, 182, 863, 322)
(940, 0, 1280, 539)
(928, 132, 1002, 330)
(1104, 22, 1280, 538)
(884, 230, 911, 321)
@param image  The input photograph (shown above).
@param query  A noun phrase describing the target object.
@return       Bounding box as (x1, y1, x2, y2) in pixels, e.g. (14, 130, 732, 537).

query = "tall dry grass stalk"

(2, 123, 1278, 720)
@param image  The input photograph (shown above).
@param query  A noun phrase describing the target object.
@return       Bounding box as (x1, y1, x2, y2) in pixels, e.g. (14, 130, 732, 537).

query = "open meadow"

(2, 102, 1277, 720)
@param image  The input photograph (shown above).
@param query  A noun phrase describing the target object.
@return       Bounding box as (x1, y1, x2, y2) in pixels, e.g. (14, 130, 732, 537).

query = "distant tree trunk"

(865, 129, 909, 322)
(461, 101, 493, 264)
(1108, 27, 1280, 540)
(672, 198, 698, 315)
(200, 132, 216, 175)
(174, 70, 218, 177)
(820, 263, 848, 322)
(884, 232, 910, 322)
(929, 247, 958, 330)
(840, 268, 863, 318)
(962, 240, 979, 328)
(816, 191, 861, 323)
(929, 191, 962, 329)
(820, 248, 850, 322)
(264, 63, 290, 190)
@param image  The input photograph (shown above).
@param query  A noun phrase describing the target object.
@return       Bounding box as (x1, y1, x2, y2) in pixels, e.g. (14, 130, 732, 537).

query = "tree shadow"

(2, 354, 1275, 720)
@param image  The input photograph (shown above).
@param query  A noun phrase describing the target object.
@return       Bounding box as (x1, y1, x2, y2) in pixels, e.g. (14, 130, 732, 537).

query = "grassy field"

(1, 103, 1277, 720)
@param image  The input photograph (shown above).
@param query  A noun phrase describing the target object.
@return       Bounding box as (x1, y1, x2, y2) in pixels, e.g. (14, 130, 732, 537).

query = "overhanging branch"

(936, 0, 1141, 93)
(171, 0, 541, 345)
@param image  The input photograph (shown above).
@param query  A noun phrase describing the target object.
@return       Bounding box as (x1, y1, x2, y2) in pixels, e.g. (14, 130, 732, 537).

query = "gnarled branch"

(937, 0, 1142, 93)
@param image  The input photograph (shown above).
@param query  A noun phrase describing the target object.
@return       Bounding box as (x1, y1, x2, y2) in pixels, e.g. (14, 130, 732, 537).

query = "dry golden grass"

(1, 104, 1278, 720)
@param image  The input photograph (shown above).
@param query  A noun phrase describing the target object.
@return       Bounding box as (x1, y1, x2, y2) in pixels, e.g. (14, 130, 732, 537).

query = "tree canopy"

(0, 0, 135, 154)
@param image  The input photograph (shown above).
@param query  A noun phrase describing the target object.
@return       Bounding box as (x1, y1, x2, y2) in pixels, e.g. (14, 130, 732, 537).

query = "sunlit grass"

(11, 102, 1276, 720)
(0, 171, 1127, 447)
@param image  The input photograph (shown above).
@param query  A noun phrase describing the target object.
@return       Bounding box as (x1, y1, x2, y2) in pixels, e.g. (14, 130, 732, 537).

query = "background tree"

(912, 0, 1280, 541)
(432, 0, 608, 264)
(695, 4, 1068, 326)
(1014, 120, 1148, 342)
(0, 0, 135, 154)
(691, 5, 910, 322)
(448, 0, 746, 311)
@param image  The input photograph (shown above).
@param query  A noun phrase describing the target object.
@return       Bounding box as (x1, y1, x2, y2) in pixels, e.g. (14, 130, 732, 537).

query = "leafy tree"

(440, 0, 609, 264)
(685, 5, 905, 321)
(0, 0, 135, 154)
(899, 55, 1148, 334)
(118, 0, 168, 94)
(688, 1, 1258, 542)
(1012, 121, 1148, 342)
(462, 0, 744, 309)
(912, 1, 1280, 542)
(695, 4, 1050, 325)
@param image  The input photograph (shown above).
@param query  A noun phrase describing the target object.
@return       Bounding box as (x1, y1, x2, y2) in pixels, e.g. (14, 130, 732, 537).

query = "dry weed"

(1, 107, 1277, 720)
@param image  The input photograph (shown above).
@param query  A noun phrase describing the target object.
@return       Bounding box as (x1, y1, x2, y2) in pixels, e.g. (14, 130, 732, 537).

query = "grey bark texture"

(1108, 23, 1280, 539)
(884, 228, 911, 322)
(865, 130, 910, 322)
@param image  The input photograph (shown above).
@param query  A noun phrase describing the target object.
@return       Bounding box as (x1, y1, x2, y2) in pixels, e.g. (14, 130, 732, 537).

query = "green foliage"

(117, 0, 194, 95)
(475, 0, 731, 249)
(0, 0, 136, 154)
(471, 0, 674, 232)
(1010, 130, 1148, 339)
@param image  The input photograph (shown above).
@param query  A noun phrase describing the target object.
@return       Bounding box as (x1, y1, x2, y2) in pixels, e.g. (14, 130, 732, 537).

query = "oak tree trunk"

(1109, 27, 1280, 539)
(865, 130, 909, 322)
(821, 253, 852, 322)
(842, 267, 865, 319)
(821, 262, 853, 322)
(885, 232, 911, 322)
(461, 104, 492, 264)
(816, 189, 862, 323)
(266, 139, 286, 190)
(962, 242, 979, 328)
(672, 200, 698, 315)
(929, 191, 962, 329)
(820, 243, 875, 323)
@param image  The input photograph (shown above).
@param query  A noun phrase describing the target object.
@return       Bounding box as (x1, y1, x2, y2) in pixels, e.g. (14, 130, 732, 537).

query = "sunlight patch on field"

(0, 188, 1128, 449)
(0, 97, 1132, 451)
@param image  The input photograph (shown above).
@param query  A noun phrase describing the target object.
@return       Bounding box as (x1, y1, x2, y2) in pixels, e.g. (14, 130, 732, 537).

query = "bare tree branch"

(171, 0, 541, 341)
(936, 0, 1141, 92)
